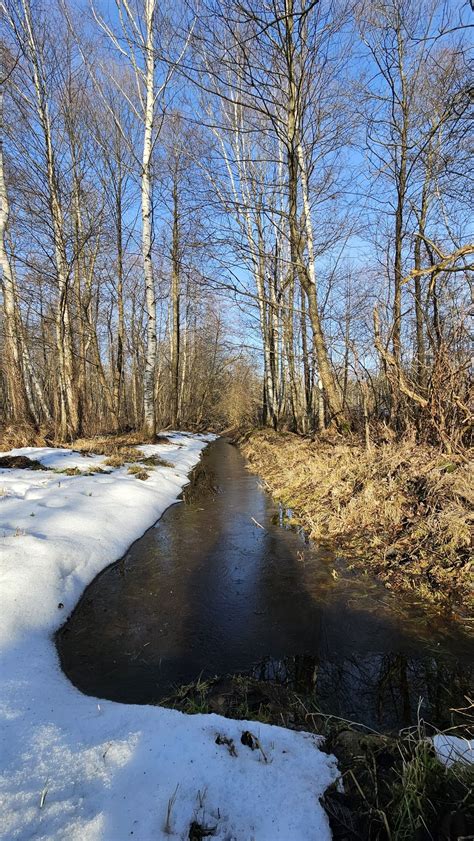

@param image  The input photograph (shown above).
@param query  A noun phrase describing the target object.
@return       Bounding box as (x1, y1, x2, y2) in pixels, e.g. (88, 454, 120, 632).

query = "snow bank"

(433, 734, 474, 767)
(0, 433, 338, 841)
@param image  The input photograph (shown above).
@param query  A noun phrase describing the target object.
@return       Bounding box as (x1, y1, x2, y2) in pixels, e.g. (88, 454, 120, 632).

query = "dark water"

(57, 437, 473, 731)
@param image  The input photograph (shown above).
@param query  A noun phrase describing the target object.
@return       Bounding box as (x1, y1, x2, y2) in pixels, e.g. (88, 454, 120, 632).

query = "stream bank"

(240, 429, 473, 618)
(162, 671, 473, 841)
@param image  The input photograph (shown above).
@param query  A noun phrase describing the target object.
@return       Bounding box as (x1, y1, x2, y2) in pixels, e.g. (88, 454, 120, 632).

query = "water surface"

(57, 437, 472, 731)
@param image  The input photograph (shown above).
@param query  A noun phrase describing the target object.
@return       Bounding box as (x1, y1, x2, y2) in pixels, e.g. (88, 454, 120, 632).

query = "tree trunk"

(0, 93, 35, 424)
(141, 0, 157, 439)
(283, 0, 346, 428)
(0, 90, 50, 426)
(170, 176, 180, 427)
(22, 0, 79, 439)
(112, 184, 125, 431)
(300, 286, 312, 429)
(391, 22, 409, 423)
(413, 172, 430, 392)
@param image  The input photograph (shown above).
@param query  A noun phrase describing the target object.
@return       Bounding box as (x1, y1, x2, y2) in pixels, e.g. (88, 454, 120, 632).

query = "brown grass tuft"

(103, 450, 142, 468)
(126, 464, 150, 480)
(140, 454, 173, 468)
(72, 434, 175, 469)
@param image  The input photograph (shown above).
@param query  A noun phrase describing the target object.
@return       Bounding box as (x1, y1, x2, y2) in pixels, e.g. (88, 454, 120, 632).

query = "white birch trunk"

(141, 0, 157, 438)
(21, 0, 78, 438)
(0, 91, 48, 425)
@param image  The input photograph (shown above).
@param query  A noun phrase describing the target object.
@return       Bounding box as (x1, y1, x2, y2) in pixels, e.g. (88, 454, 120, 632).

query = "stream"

(57, 437, 473, 731)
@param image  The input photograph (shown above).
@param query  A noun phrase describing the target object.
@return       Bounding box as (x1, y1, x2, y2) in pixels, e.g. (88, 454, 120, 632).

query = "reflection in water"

(57, 438, 473, 731)
(252, 653, 472, 730)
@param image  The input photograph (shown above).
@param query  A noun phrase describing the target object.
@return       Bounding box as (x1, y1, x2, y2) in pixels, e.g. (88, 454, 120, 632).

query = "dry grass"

(103, 451, 140, 468)
(0, 423, 51, 450)
(72, 432, 173, 452)
(242, 430, 473, 612)
(127, 465, 150, 480)
(72, 434, 175, 471)
(72, 433, 145, 461)
(0, 426, 173, 455)
(0, 427, 175, 478)
(73, 433, 175, 468)
(140, 454, 173, 468)
(54, 466, 82, 476)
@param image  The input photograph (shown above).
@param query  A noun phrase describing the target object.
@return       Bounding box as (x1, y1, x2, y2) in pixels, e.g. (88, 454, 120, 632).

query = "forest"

(0, 2, 473, 840)
(0, 0, 471, 449)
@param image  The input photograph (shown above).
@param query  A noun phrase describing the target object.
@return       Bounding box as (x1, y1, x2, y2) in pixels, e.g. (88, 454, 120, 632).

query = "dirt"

(0, 455, 44, 470)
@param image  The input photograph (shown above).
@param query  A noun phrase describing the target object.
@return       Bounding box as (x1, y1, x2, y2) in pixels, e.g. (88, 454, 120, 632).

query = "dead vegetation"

(0, 424, 51, 450)
(127, 465, 150, 480)
(0, 426, 173, 453)
(188, 820, 218, 840)
(72, 433, 152, 462)
(322, 718, 474, 841)
(102, 451, 140, 468)
(72, 434, 174, 474)
(241, 430, 473, 613)
(215, 733, 237, 756)
(69, 433, 173, 471)
(141, 454, 174, 468)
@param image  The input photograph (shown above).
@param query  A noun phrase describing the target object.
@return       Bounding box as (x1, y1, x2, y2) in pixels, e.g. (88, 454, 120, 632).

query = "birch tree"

(3, 0, 82, 438)
(196, 0, 351, 428)
(0, 87, 50, 426)
(92, 0, 194, 438)
(358, 0, 472, 426)
(203, 88, 284, 428)
(92, 0, 159, 437)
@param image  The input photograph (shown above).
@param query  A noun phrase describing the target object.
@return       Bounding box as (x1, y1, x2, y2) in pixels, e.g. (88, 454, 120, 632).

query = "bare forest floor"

(240, 429, 473, 619)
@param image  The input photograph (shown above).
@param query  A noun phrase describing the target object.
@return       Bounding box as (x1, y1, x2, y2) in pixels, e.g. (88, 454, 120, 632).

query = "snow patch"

(432, 734, 474, 767)
(3, 446, 106, 472)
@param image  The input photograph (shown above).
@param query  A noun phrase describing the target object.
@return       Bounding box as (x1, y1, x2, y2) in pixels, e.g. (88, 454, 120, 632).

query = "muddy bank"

(241, 430, 473, 617)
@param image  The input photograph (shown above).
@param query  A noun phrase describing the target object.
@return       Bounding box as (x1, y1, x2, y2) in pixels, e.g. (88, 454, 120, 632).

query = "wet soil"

(0, 455, 43, 469)
(57, 437, 473, 731)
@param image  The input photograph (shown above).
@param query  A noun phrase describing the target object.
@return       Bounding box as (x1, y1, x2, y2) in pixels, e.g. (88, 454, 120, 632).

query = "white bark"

(21, 0, 78, 437)
(141, 0, 157, 437)
(0, 90, 49, 424)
